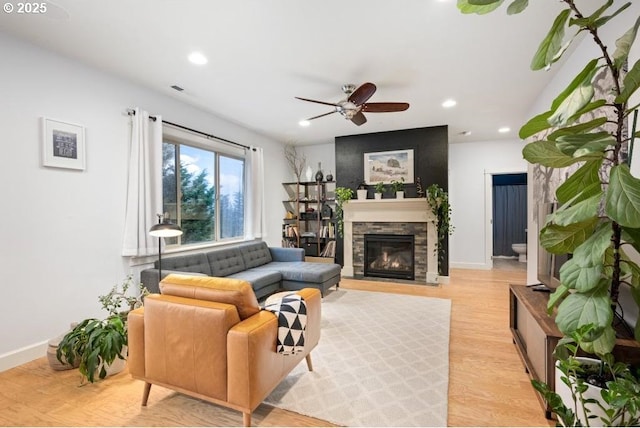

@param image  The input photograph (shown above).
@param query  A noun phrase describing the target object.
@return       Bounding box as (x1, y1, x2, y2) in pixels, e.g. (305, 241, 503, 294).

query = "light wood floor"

(0, 267, 553, 427)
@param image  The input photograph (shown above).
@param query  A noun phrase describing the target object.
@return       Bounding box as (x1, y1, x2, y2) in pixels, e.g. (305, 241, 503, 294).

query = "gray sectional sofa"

(140, 241, 341, 300)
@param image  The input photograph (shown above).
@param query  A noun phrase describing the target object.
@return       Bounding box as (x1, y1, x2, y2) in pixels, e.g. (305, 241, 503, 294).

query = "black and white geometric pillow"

(264, 293, 307, 355)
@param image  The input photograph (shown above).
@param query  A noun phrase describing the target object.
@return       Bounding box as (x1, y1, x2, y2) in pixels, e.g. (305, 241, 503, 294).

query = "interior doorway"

(484, 170, 527, 270)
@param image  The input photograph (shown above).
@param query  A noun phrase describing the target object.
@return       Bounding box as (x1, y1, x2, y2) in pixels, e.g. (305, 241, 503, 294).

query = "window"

(162, 125, 245, 246)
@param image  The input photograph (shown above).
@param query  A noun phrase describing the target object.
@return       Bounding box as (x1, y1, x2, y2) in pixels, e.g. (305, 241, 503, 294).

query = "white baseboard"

(449, 261, 492, 270)
(0, 341, 48, 373)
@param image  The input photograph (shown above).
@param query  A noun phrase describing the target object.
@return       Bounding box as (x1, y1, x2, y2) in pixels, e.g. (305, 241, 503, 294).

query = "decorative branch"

(284, 144, 306, 182)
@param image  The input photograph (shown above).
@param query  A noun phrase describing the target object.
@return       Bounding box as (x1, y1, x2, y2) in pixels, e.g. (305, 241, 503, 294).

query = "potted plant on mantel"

(374, 182, 385, 199)
(390, 177, 405, 199)
(460, 0, 640, 424)
(57, 275, 148, 384)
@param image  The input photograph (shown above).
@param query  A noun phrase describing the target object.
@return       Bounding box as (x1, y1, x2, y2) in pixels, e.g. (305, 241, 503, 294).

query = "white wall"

(0, 33, 287, 370)
(449, 139, 528, 269)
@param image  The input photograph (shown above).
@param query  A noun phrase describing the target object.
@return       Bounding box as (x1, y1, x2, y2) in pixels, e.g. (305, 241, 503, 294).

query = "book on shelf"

(320, 240, 336, 257)
(283, 225, 299, 238)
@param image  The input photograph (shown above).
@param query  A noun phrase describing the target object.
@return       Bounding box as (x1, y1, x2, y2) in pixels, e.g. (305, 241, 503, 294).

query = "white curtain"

(122, 108, 163, 256)
(245, 146, 265, 239)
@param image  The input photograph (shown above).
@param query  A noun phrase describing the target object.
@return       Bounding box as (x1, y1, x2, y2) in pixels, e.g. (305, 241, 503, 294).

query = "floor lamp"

(149, 213, 183, 283)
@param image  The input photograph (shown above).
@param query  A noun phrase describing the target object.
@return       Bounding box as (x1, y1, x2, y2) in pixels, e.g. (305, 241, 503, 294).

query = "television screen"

(537, 202, 570, 289)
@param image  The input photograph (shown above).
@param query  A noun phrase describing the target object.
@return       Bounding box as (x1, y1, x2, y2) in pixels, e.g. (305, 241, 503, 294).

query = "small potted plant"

(390, 177, 405, 199)
(57, 275, 148, 383)
(356, 182, 368, 200)
(374, 182, 385, 200)
(335, 187, 354, 237)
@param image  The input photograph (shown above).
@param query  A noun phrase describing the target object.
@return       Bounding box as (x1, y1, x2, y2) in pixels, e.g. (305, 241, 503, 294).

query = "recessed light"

(442, 99, 457, 108)
(188, 51, 208, 65)
(299, 120, 310, 127)
(498, 127, 511, 133)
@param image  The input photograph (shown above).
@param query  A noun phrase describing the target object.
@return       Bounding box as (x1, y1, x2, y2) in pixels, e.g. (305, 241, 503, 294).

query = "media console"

(509, 284, 640, 419)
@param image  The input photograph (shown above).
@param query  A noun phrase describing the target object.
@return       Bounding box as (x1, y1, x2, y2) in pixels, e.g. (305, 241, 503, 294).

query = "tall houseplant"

(460, 0, 640, 424)
(335, 187, 354, 238)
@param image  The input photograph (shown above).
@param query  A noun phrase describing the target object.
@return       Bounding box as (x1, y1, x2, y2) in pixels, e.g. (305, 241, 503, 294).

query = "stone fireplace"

(342, 199, 439, 284)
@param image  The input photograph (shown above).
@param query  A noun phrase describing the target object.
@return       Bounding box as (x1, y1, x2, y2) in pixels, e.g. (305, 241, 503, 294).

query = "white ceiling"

(0, 0, 568, 145)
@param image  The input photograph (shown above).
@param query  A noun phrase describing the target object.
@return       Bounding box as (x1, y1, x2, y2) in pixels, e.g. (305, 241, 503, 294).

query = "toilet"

(512, 243, 527, 262)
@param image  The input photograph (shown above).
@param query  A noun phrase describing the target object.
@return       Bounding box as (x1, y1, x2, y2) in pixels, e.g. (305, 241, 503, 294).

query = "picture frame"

(364, 149, 414, 184)
(42, 117, 86, 170)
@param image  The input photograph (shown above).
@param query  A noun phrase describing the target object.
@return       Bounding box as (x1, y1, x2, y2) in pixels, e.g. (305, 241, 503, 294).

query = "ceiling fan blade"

(362, 102, 410, 113)
(295, 96, 339, 107)
(306, 110, 337, 121)
(348, 82, 377, 105)
(351, 111, 367, 126)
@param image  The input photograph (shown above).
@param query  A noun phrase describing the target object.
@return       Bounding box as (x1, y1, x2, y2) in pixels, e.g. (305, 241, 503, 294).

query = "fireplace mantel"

(342, 198, 440, 284)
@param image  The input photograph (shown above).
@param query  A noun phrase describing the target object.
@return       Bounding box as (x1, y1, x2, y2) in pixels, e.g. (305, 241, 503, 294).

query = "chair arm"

(269, 247, 305, 262)
(226, 288, 321, 410)
(127, 307, 145, 378)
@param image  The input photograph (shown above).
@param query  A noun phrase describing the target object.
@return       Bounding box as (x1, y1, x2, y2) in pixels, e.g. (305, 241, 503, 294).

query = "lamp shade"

(149, 222, 183, 238)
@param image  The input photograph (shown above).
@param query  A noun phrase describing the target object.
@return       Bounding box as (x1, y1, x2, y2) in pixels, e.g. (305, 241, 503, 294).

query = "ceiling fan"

(295, 82, 409, 126)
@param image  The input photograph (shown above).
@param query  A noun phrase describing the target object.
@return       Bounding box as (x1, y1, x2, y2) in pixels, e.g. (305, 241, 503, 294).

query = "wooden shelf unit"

(282, 181, 336, 259)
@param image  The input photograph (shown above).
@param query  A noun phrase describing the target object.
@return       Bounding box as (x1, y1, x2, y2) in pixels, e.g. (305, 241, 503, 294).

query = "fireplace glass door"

(364, 234, 415, 280)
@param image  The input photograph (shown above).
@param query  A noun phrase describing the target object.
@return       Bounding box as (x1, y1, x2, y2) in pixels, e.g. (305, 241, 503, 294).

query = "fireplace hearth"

(364, 234, 415, 280)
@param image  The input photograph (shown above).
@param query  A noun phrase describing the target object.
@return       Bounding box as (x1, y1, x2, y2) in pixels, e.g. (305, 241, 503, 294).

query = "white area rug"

(264, 289, 451, 427)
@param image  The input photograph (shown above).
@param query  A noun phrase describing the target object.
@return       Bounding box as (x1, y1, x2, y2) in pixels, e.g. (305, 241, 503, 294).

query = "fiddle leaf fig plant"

(459, 0, 640, 355)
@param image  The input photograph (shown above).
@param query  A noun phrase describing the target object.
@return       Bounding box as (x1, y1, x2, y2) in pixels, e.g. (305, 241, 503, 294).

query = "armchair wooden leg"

(142, 382, 152, 406)
(243, 412, 251, 427)
(305, 354, 313, 371)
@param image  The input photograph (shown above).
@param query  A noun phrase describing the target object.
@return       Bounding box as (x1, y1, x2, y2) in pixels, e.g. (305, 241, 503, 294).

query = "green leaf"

(531, 9, 571, 71)
(613, 15, 640, 70)
(546, 117, 608, 141)
(519, 110, 553, 139)
(555, 131, 616, 157)
(547, 283, 570, 314)
(592, 2, 631, 30)
(550, 59, 599, 111)
(506, 0, 527, 15)
(522, 140, 600, 168)
(605, 164, 640, 228)
(555, 285, 613, 337)
(551, 193, 602, 227)
(548, 64, 599, 126)
(559, 257, 602, 292)
(622, 226, 640, 254)
(555, 160, 602, 204)
(616, 58, 640, 104)
(457, 0, 504, 14)
(540, 217, 599, 253)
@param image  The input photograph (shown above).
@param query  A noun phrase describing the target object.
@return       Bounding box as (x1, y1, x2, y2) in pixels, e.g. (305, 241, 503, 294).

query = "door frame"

(484, 168, 527, 269)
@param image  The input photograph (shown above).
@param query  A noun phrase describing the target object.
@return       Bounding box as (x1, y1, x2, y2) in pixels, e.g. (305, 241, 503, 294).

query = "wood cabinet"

(282, 181, 336, 260)
(509, 284, 640, 419)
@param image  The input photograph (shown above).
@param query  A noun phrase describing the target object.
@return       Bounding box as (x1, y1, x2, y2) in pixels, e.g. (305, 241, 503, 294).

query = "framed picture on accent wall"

(364, 149, 414, 184)
(42, 117, 86, 170)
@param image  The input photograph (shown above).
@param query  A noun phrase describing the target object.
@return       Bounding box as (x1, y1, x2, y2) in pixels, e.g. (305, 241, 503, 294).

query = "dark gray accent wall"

(335, 125, 449, 275)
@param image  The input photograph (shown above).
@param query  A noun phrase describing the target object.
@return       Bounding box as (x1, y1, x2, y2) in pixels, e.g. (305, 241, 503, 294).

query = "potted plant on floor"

(57, 275, 148, 383)
(459, 0, 640, 424)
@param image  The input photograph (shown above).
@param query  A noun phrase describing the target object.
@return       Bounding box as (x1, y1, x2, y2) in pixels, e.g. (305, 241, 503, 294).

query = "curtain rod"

(126, 109, 251, 150)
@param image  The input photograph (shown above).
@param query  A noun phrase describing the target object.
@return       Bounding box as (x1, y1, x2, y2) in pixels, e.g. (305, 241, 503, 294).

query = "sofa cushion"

(159, 274, 260, 320)
(206, 247, 246, 277)
(239, 241, 273, 269)
(226, 268, 282, 292)
(156, 253, 212, 276)
(255, 261, 341, 283)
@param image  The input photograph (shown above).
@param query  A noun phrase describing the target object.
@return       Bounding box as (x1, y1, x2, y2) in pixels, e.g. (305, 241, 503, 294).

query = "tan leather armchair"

(127, 274, 321, 426)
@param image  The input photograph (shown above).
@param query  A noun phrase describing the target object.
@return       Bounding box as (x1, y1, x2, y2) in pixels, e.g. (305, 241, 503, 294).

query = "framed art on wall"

(364, 149, 414, 184)
(42, 117, 86, 170)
